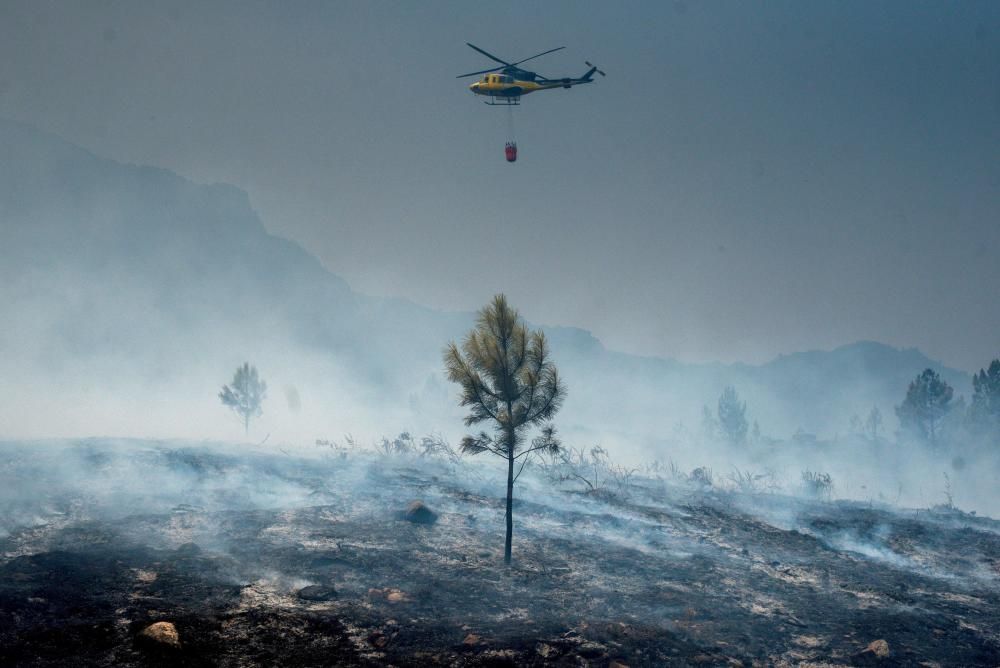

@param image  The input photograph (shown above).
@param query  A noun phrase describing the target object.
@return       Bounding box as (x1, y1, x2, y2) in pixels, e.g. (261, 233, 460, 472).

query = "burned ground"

(2, 440, 999, 667)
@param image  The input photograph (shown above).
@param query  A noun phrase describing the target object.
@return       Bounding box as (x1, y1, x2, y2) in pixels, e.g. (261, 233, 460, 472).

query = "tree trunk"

(503, 398, 515, 566)
(505, 448, 514, 565)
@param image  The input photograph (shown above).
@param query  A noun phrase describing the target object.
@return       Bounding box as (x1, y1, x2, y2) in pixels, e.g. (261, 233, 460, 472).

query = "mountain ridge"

(0, 118, 971, 445)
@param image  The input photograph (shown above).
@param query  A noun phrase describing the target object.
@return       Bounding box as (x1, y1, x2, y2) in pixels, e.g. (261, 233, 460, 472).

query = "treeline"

(894, 362, 1000, 447)
(700, 361, 1000, 450)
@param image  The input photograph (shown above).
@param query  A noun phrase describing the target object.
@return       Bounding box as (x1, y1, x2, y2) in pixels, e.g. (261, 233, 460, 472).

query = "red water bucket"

(505, 142, 517, 162)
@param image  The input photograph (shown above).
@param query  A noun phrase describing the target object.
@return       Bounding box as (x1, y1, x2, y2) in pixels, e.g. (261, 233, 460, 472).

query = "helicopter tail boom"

(583, 61, 606, 81)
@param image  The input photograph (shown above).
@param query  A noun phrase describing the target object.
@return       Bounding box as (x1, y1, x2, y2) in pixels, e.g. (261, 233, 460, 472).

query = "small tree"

(865, 405, 883, 442)
(219, 362, 267, 435)
(444, 294, 564, 565)
(717, 385, 749, 446)
(896, 368, 953, 446)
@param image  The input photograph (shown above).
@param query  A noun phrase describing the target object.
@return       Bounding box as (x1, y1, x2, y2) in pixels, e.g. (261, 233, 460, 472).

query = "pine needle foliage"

(969, 359, 1000, 441)
(444, 294, 564, 564)
(717, 385, 749, 446)
(219, 362, 267, 435)
(896, 368, 953, 446)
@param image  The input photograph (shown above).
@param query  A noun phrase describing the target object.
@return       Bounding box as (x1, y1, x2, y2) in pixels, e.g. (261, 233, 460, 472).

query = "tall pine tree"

(896, 368, 953, 446)
(444, 295, 564, 565)
(969, 359, 1000, 440)
(717, 385, 749, 446)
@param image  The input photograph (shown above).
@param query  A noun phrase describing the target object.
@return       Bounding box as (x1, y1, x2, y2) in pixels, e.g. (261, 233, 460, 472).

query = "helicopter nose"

(469, 82, 479, 93)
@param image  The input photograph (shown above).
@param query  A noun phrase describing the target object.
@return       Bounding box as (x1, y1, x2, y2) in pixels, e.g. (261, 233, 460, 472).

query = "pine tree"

(717, 385, 749, 446)
(219, 362, 267, 435)
(865, 405, 883, 442)
(969, 359, 1000, 439)
(444, 295, 564, 565)
(895, 368, 953, 446)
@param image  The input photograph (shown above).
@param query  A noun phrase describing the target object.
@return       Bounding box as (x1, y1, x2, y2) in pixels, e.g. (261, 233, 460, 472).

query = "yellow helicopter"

(458, 43, 605, 105)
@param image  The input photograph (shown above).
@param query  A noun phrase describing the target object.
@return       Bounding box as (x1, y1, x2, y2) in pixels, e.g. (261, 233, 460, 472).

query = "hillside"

(2, 439, 998, 666)
(0, 119, 971, 447)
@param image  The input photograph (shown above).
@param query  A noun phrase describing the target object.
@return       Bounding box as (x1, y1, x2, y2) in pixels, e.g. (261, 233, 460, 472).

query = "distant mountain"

(551, 334, 969, 445)
(0, 118, 465, 388)
(0, 119, 970, 447)
(745, 341, 969, 434)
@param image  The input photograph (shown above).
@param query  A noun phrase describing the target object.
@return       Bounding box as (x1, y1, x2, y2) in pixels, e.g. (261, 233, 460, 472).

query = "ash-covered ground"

(2, 439, 999, 667)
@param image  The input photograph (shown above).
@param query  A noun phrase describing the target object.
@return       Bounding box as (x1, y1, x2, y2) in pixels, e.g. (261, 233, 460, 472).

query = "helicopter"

(457, 43, 605, 106)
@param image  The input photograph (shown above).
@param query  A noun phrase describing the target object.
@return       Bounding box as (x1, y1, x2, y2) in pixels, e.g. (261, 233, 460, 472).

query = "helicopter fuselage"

(469, 73, 586, 100)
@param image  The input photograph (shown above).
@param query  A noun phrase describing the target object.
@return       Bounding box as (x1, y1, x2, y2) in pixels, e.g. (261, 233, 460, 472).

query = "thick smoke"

(1, 118, 997, 520)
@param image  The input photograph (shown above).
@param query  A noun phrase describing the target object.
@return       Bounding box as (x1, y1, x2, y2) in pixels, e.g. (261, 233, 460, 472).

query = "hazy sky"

(2, 1, 998, 370)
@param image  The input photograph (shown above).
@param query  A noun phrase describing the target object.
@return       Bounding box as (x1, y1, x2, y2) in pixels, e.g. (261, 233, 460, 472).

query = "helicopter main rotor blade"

(586, 61, 607, 76)
(512, 46, 565, 66)
(456, 65, 504, 79)
(466, 43, 511, 66)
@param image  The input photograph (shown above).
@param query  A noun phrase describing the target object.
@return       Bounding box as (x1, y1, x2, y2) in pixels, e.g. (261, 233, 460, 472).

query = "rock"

(853, 638, 890, 663)
(536, 643, 558, 658)
(577, 641, 607, 658)
(296, 584, 337, 601)
(609, 661, 630, 668)
(456, 633, 483, 653)
(403, 500, 438, 525)
(134, 569, 158, 584)
(369, 587, 409, 602)
(864, 639, 890, 658)
(138, 621, 181, 649)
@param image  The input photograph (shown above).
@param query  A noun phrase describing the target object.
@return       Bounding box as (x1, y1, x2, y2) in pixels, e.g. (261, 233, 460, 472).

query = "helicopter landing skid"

(484, 97, 520, 106)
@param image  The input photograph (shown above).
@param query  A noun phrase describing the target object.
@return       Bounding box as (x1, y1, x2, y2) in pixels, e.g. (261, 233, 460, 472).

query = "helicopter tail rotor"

(584, 61, 606, 78)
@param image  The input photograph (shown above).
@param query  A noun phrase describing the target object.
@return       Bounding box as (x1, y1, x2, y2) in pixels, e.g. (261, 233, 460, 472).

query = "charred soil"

(2, 440, 999, 666)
